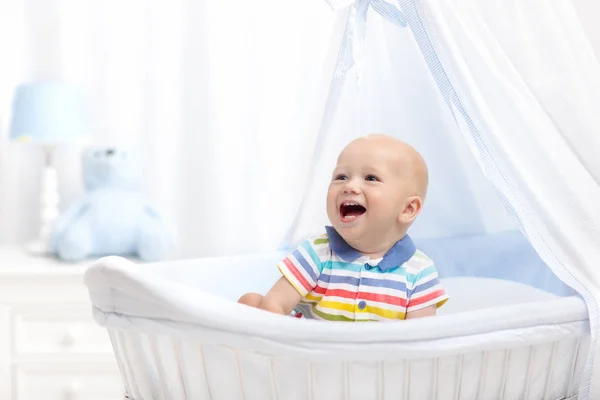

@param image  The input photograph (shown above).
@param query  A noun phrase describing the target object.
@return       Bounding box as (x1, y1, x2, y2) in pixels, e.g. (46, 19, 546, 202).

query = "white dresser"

(0, 248, 124, 400)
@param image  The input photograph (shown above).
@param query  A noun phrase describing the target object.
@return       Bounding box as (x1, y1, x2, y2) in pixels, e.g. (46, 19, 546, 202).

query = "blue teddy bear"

(52, 147, 176, 262)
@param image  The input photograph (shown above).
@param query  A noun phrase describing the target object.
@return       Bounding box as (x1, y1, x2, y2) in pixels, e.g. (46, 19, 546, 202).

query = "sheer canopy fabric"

(288, 0, 600, 397)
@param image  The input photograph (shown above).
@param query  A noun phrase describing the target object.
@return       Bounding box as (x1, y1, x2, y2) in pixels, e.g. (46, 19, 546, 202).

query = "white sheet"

(438, 276, 556, 315)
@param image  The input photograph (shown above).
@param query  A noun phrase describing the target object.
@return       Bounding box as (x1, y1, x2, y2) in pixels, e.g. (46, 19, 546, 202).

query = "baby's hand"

(238, 277, 301, 316)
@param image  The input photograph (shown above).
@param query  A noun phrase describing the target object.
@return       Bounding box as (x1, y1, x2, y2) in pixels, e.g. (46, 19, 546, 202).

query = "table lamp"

(9, 81, 89, 255)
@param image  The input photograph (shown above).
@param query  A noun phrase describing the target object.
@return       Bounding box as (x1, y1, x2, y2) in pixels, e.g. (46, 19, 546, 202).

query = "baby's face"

(326, 139, 414, 246)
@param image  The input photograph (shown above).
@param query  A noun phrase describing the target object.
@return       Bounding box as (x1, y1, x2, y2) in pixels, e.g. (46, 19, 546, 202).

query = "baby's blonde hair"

(355, 133, 429, 201)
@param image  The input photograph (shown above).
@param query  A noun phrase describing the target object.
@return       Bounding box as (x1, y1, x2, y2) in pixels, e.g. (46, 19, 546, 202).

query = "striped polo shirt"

(277, 226, 448, 321)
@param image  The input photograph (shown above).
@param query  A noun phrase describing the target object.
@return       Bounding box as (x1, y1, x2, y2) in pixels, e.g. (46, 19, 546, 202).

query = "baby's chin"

(331, 220, 367, 242)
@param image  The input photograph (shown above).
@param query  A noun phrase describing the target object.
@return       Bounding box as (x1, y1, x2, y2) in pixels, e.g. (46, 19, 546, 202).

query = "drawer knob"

(58, 331, 77, 348)
(62, 382, 82, 400)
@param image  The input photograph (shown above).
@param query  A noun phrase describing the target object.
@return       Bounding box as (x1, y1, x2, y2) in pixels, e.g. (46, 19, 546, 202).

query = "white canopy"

(285, 0, 600, 398)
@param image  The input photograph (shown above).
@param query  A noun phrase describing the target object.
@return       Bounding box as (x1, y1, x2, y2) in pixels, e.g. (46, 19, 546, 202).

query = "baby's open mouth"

(340, 202, 366, 222)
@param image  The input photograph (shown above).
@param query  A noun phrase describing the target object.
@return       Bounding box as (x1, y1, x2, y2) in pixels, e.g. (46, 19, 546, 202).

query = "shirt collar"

(325, 226, 416, 272)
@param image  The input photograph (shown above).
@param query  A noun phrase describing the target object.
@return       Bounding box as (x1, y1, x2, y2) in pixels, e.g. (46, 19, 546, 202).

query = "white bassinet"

(85, 243, 589, 400)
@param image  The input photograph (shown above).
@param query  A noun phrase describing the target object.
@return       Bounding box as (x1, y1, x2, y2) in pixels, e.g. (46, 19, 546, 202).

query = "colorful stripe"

(313, 237, 329, 245)
(277, 261, 309, 296)
(281, 234, 448, 321)
(292, 249, 318, 282)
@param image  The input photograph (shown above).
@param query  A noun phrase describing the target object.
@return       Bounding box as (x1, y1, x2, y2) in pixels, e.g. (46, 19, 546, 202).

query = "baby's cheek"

(368, 193, 388, 208)
(325, 192, 336, 206)
(325, 194, 339, 218)
(371, 197, 399, 219)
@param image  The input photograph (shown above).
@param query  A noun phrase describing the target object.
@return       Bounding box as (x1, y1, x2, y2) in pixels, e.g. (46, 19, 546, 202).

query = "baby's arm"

(239, 237, 324, 316)
(405, 262, 448, 319)
(238, 276, 301, 315)
(405, 304, 436, 319)
(238, 277, 301, 315)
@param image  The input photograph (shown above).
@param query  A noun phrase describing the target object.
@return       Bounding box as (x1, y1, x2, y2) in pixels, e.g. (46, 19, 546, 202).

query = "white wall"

(573, 0, 600, 59)
(1, 0, 599, 248)
(0, 0, 335, 253)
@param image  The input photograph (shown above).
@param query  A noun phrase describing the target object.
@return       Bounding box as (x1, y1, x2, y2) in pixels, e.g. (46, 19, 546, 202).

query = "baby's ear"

(398, 196, 423, 224)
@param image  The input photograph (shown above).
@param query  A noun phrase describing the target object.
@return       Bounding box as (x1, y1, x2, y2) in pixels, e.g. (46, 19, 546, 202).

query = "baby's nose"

(343, 184, 361, 194)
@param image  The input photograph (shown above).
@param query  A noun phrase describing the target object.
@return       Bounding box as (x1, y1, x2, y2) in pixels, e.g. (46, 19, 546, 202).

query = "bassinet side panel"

(107, 326, 588, 400)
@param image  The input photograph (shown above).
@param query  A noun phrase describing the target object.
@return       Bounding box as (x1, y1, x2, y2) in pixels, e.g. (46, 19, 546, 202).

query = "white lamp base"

(26, 238, 52, 255)
(27, 149, 59, 256)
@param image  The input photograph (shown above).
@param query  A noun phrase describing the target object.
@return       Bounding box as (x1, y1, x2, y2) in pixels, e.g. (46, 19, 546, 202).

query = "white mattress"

(437, 275, 557, 315)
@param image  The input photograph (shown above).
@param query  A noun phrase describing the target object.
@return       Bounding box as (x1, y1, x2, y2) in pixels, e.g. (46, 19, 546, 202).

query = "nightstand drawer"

(13, 362, 123, 400)
(12, 306, 114, 356)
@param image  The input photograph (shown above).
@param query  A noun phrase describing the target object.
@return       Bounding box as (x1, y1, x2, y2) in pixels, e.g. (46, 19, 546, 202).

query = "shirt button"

(358, 300, 366, 310)
(364, 264, 372, 271)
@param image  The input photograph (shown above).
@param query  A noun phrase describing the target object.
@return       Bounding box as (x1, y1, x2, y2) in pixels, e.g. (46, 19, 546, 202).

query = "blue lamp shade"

(9, 82, 89, 144)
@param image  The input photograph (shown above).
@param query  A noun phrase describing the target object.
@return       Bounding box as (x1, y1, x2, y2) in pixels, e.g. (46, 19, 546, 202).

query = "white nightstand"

(0, 247, 124, 400)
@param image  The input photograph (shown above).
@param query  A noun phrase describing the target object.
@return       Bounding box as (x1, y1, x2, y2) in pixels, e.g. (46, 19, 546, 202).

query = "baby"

(239, 134, 448, 321)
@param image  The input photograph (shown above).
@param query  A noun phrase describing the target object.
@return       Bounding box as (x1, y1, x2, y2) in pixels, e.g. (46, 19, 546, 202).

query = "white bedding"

(85, 254, 590, 399)
(437, 275, 557, 315)
(86, 254, 585, 353)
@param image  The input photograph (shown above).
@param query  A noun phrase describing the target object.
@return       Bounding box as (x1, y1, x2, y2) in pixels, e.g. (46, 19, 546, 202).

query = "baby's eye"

(365, 175, 379, 182)
(335, 174, 348, 181)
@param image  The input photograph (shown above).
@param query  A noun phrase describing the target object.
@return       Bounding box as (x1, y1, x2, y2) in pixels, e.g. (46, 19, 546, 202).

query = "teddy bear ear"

(82, 146, 99, 159)
(83, 146, 115, 160)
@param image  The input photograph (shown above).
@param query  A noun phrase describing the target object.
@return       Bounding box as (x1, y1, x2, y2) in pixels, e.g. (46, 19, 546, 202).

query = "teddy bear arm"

(52, 201, 93, 261)
(135, 205, 176, 261)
